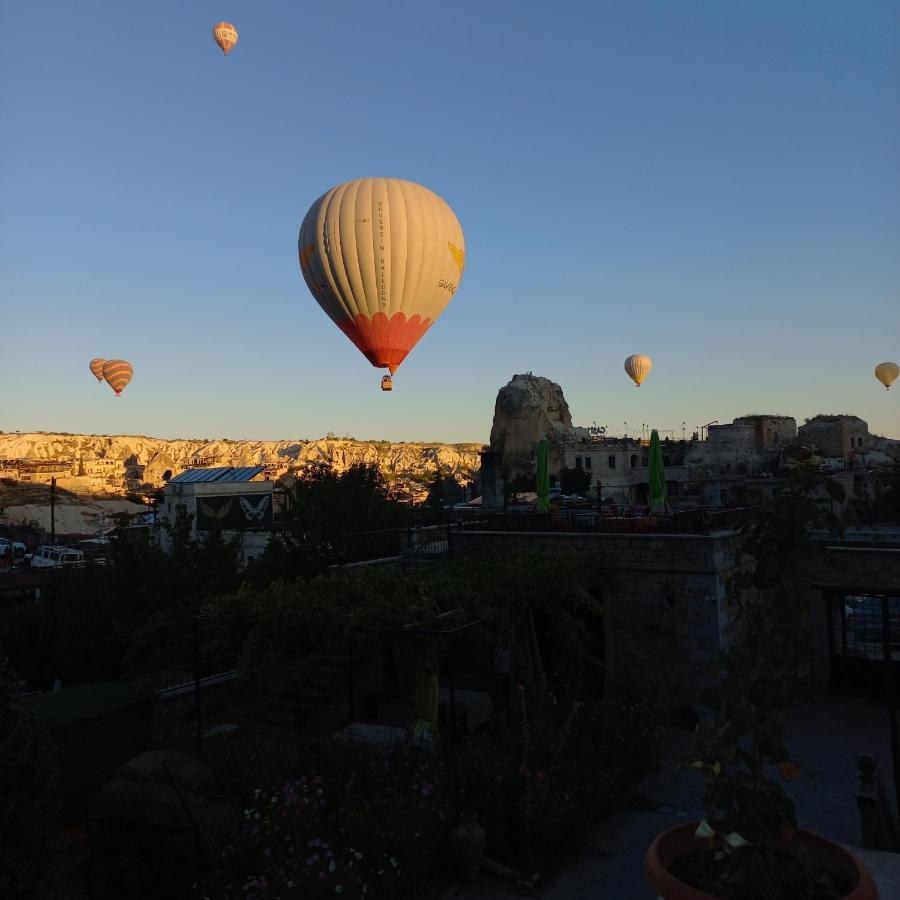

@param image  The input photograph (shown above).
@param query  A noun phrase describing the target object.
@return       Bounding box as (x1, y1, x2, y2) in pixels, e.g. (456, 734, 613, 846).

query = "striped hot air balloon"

(102, 359, 133, 396)
(298, 178, 465, 390)
(89, 358, 106, 382)
(212, 22, 238, 55)
(624, 354, 652, 387)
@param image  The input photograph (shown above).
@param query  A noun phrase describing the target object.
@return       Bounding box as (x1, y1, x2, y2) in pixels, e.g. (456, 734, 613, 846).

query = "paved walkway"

(458, 693, 900, 899)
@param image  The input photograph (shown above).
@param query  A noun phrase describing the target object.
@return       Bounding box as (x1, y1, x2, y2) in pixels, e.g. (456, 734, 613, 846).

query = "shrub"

(0, 656, 60, 897)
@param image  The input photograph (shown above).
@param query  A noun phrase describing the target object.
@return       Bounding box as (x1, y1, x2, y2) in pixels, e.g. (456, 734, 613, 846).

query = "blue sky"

(2, 1, 898, 443)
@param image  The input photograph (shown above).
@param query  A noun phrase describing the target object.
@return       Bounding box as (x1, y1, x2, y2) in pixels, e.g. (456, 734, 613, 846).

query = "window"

(630, 455, 637, 469)
(584, 457, 592, 470)
(608, 456, 616, 469)
(575, 457, 583, 469)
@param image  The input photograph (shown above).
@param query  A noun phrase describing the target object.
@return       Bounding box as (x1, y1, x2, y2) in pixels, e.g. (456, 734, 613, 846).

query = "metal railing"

(857, 753, 900, 852)
(128, 653, 241, 699)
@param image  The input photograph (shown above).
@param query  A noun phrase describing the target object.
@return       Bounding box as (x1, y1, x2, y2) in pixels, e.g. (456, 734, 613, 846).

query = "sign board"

(195, 493, 273, 531)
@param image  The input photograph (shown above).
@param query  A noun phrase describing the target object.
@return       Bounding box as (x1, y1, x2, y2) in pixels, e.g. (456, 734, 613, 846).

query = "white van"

(29, 545, 86, 568)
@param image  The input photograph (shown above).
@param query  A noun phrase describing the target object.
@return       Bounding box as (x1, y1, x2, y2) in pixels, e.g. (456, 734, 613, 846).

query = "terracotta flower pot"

(644, 822, 879, 900)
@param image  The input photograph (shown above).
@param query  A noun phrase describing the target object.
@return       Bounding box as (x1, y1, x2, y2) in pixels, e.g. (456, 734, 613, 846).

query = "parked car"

(29, 545, 86, 569)
(845, 595, 900, 642)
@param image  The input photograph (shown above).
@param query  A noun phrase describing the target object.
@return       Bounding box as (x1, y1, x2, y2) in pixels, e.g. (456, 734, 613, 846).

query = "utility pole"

(50, 476, 56, 544)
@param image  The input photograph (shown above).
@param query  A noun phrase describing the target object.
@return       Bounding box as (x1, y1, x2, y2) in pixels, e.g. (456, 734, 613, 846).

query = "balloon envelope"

(875, 362, 899, 390)
(89, 358, 106, 382)
(298, 178, 465, 377)
(624, 354, 652, 387)
(102, 359, 133, 396)
(212, 22, 238, 55)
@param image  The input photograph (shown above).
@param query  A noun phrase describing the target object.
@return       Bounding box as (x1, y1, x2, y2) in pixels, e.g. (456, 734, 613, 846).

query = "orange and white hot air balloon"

(624, 354, 652, 387)
(875, 362, 899, 391)
(212, 22, 238, 55)
(89, 358, 106, 382)
(298, 178, 466, 390)
(102, 359, 133, 397)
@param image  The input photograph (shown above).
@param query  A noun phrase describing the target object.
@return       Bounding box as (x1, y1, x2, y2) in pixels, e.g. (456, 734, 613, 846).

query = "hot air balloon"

(624, 354, 652, 387)
(212, 22, 238, 55)
(102, 359, 133, 397)
(89, 358, 106, 382)
(875, 362, 899, 391)
(298, 178, 465, 391)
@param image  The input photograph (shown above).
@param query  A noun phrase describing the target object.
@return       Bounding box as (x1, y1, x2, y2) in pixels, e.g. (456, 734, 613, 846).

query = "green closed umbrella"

(535, 438, 551, 512)
(648, 429, 667, 513)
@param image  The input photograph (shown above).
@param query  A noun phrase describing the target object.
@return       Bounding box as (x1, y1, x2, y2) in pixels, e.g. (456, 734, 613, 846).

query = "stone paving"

(457, 693, 900, 899)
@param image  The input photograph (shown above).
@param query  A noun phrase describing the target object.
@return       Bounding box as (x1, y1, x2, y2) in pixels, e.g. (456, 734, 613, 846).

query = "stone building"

(158, 466, 273, 566)
(450, 527, 747, 705)
(16, 460, 73, 483)
(798, 415, 872, 457)
(448, 523, 900, 704)
(732, 415, 797, 451)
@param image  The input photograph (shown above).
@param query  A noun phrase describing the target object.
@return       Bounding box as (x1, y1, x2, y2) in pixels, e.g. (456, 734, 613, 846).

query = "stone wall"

(799, 415, 872, 457)
(808, 542, 900, 691)
(449, 528, 748, 705)
(733, 415, 798, 451)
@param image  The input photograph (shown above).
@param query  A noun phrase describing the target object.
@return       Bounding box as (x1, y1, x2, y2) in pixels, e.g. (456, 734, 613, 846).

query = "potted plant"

(645, 459, 878, 900)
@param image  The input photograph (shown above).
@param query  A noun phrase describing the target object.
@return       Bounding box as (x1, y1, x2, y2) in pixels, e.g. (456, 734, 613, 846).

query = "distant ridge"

(0, 432, 484, 502)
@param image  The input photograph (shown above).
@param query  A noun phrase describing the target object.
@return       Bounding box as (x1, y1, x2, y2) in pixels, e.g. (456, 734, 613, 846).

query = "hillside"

(0, 432, 484, 500)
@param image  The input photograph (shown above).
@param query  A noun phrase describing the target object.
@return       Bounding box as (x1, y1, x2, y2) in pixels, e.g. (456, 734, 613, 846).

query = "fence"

(335, 506, 753, 567)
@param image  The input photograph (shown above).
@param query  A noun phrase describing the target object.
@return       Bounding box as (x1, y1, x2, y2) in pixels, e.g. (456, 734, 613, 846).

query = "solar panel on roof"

(169, 466, 265, 484)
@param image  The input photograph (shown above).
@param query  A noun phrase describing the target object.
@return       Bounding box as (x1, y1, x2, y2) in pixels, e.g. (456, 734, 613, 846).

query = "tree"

(250, 463, 406, 583)
(425, 472, 446, 511)
(859, 460, 900, 524)
(559, 465, 591, 496)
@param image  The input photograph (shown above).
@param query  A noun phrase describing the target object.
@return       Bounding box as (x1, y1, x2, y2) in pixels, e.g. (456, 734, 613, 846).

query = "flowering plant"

(201, 744, 454, 899)
(673, 462, 847, 900)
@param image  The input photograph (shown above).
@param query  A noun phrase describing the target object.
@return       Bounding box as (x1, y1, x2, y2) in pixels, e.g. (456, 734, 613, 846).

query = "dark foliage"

(248, 464, 406, 584)
(0, 655, 59, 898)
(559, 465, 592, 496)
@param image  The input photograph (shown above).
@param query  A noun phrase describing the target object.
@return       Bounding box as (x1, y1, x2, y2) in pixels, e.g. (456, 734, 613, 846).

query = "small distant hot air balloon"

(89, 358, 106, 382)
(212, 22, 238, 55)
(102, 359, 133, 397)
(624, 354, 652, 387)
(298, 178, 466, 391)
(875, 362, 899, 391)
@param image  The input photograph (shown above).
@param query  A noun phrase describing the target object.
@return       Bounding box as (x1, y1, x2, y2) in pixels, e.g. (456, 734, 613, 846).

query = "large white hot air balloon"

(298, 178, 465, 390)
(624, 354, 652, 387)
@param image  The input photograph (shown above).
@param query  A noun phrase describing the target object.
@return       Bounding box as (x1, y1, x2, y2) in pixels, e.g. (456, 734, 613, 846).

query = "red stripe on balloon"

(338, 312, 432, 375)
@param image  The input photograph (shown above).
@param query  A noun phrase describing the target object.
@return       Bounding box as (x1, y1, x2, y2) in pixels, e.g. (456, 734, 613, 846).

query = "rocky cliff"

(489, 373, 576, 478)
(0, 432, 483, 500)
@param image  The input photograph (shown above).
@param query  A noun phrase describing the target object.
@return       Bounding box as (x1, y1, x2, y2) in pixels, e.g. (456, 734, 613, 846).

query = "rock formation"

(0, 432, 483, 502)
(489, 373, 575, 478)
